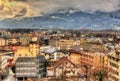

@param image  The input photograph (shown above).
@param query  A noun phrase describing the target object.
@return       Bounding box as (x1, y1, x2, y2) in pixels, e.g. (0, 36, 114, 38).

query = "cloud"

(27, 0, 120, 12)
(0, 0, 120, 19)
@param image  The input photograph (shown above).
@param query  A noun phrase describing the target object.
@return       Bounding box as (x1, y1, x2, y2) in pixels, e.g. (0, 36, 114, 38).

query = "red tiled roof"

(54, 57, 78, 68)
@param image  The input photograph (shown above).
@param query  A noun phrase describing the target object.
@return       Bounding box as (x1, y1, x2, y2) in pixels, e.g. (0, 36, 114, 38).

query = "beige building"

(14, 43, 39, 59)
(29, 43, 39, 56)
(56, 38, 88, 50)
(31, 37, 38, 42)
(57, 39, 75, 50)
(7, 38, 19, 45)
(69, 44, 109, 73)
(14, 47, 32, 59)
(108, 44, 120, 81)
(19, 37, 30, 45)
(0, 38, 7, 46)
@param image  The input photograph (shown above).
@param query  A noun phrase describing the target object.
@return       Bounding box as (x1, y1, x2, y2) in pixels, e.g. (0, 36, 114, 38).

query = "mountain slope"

(0, 10, 120, 30)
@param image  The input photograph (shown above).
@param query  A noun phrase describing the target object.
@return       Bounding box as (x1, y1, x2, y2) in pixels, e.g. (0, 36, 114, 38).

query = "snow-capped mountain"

(0, 9, 120, 30)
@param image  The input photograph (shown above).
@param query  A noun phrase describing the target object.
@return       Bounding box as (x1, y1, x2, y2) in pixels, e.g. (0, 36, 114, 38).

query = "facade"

(0, 38, 7, 46)
(15, 56, 46, 80)
(14, 43, 39, 59)
(57, 38, 88, 50)
(43, 47, 65, 61)
(57, 39, 74, 50)
(108, 44, 120, 81)
(14, 47, 33, 59)
(0, 55, 11, 69)
(0, 51, 14, 70)
(7, 38, 19, 45)
(69, 51, 81, 65)
(37, 55, 46, 78)
(29, 43, 39, 56)
(15, 57, 39, 80)
(54, 57, 80, 78)
(70, 51, 107, 69)
(0, 51, 14, 80)
(31, 37, 38, 42)
(19, 37, 30, 45)
(70, 44, 109, 72)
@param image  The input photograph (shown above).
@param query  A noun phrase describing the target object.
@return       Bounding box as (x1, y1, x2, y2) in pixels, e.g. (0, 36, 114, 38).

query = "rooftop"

(44, 47, 57, 54)
(71, 44, 109, 53)
(16, 57, 37, 62)
(108, 51, 120, 59)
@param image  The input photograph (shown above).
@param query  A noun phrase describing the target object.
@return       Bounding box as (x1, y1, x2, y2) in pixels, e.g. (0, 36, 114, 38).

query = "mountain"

(0, 9, 120, 30)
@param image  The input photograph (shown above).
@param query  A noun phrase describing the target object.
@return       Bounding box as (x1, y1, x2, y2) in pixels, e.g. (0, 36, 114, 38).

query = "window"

(25, 54, 28, 56)
(110, 62, 119, 69)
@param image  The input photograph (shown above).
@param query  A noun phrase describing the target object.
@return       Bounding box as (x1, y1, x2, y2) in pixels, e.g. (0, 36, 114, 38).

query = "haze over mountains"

(0, 9, 120, 30)
(0, 0, 120, 30)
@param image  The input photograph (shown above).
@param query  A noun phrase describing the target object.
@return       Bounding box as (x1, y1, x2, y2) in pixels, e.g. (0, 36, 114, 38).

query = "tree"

(93, 70, 107, 81)
(11, 65, 15, 73)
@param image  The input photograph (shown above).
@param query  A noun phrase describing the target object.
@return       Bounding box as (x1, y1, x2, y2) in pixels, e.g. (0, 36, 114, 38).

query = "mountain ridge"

(0, 10, 120, 30)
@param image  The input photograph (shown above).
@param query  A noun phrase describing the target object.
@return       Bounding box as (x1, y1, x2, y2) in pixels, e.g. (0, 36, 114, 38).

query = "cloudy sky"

(0, 0, 120, 19)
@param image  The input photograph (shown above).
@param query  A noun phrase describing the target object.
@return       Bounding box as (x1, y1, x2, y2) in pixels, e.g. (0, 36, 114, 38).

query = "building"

(0, 51, 14, 70)
(15, 56, 46, 80)
(14, 46, 33, 59)
(56, 38, 88, 50)
(43, 47, 65, 61)
(0, 38, 7, 46)
(31, 36, 38, 42)
(29, 42, 39, 56)
(57, 39, 74, 50)
(0, 55, 11, 69)
(7, 38, 19, 45)
(108, 44, 120, 81)
(0, 51, 14, 80)
(19, 37, 30, 45)
(69, 44, 109, 72)
(14, 42, 39, 59)
(0, 68, 9, 80)
(37, 55, 46, 78)
(47, 57, 82, 81)
(54, 57, 81, 77)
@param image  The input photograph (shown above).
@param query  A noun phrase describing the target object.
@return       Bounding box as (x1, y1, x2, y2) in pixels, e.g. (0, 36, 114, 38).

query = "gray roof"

(44, 47, 57, 54)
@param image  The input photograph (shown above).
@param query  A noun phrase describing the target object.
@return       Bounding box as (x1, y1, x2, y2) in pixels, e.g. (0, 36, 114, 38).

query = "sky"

(0, 0, 120, 19)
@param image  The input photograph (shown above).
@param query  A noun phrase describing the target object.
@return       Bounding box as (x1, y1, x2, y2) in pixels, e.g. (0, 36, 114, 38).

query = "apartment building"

(7, 38, 19, 45)
(56, 38, 88, 50)
(19, 37, 30, 45)
(69, 44, 109, 72)
(0, 55, 10, 69)
(15, 56, 46, 80)
(14, 47, 32, 59)
(43, 47, 65, 61)
(108, 44, 120, 81)
(0, 51, 14, 80)
(14, 42, 39, 59)
(0, 38, 7, 46)
(29, 42, 39, 56)
(57, 39, 74, 50)
(0, 51, 14, 70)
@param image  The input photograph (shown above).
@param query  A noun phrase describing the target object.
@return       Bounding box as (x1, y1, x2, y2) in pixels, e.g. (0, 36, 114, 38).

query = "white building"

(0, 51, 14, 70)
(7, 38, 19, 45)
